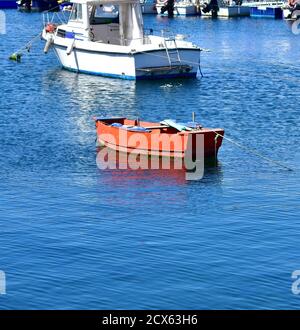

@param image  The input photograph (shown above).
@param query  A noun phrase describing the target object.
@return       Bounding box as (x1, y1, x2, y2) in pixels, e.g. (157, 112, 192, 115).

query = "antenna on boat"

(192, 112, 195, 123)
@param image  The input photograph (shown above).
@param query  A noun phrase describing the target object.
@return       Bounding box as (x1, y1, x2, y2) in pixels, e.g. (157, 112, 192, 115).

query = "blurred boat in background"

(157, 0, 200, 16)
(0, 0, 17, 8)
(17, 0, 59, 12)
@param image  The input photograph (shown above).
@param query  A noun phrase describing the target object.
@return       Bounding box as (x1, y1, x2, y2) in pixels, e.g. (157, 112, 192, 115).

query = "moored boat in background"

(17, 0, 59, 12)
(42, 0, 202, 80)
(0, 0, 17, 8)
(200, 0, 250, 18)
(242, 0, 284, 18)
(157, 0, 200, 16)
(249, 5, 283, 18)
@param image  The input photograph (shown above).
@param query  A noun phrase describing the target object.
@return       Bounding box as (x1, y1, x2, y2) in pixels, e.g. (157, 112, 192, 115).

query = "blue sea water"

(0, 11, 300, 309)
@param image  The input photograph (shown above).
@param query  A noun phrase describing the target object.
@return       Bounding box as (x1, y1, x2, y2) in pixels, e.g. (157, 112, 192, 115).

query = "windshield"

(70, 3, 83, 21)
(90, 5, 119, 24)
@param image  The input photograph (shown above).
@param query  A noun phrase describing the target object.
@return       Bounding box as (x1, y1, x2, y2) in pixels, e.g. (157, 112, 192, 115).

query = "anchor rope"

(14, 32, 42, 55)
(9, 4, 69, 60)
(213, 131, 293, 172)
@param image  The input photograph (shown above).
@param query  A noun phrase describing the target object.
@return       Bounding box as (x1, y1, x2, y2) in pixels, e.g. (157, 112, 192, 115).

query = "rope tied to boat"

(9, 3, 66, 62)
(213, 131, 293, 172)
(9, 32, 42, 62)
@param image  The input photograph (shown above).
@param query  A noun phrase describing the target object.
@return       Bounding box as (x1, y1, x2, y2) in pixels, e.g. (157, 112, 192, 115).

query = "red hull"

(94, 117, 224, 160)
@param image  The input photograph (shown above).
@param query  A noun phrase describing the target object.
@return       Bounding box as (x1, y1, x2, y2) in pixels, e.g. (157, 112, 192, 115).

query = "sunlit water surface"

(0, 12, 299, 309)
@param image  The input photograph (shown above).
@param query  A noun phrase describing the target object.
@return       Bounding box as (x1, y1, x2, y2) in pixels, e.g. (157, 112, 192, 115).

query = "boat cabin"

(62, 0, 144, 46)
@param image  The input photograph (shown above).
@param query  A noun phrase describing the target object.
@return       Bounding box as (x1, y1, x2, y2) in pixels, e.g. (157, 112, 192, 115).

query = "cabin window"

(90, 5, 119, 25)
(56, 29, 66, 38)
(70, 3, 83, 21)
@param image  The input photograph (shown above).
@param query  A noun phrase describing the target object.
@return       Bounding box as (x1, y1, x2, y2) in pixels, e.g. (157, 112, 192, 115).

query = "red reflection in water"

(96, 147, 188, 184)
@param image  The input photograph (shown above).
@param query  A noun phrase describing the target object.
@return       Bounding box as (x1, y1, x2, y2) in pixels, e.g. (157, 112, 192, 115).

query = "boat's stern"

(133, 37, 201, 79)
(181, 128, 225, 163)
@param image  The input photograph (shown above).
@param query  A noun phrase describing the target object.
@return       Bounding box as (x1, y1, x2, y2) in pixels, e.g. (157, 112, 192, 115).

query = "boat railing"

(121, 36, 152, 45)
(42, 11, 70, 27)
(144, 27, 174, 37)
(143, 29, 180, 45)
(160, 29, 186, 43)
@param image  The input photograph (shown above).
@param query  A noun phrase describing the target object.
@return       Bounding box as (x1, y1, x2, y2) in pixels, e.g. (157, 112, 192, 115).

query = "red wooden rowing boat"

(94, 117, 224, 161)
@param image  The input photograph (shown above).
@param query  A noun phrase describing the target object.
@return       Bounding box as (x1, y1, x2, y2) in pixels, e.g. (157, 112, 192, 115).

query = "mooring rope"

(9, 32, 42, 61)
(213, 131, 293, 172)
(9, 4, 67, 62)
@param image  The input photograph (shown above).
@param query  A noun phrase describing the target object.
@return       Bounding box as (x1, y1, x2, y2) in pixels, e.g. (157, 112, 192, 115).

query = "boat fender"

(66, 39, 75, 56)
(44, 37, 54, 54)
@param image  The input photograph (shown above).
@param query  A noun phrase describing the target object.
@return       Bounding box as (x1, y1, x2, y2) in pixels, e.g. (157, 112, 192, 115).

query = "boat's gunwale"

(50, 39, 200, 56)
(95, 118, 224, 135)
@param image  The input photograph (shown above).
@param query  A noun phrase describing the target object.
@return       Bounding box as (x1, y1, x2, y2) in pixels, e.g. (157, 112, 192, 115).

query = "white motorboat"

(42, 0, 201, 80)
(200, 0, 250, 17)
(156, 0, 200, 16)
(0, 0, 17, 8)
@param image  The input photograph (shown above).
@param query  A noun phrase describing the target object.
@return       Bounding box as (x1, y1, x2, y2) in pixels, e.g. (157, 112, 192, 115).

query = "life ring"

(45, 23, 57, 34)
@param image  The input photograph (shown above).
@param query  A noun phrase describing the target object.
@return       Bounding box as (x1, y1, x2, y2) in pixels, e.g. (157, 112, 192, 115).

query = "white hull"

(49, 38, 200, 80)
(218, 6, 250, 17)
(201, 6, 250, 17)
(157, 4, 200, 15)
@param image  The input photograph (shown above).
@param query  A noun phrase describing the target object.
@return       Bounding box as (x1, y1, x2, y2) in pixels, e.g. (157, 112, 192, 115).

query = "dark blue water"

(0, 11, 300, 309)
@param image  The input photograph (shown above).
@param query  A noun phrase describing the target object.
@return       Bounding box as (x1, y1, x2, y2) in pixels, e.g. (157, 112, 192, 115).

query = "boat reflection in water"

(42, 68, 137, 114)
(96, 146, 192, 183)
(96, 145, 223, 183)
